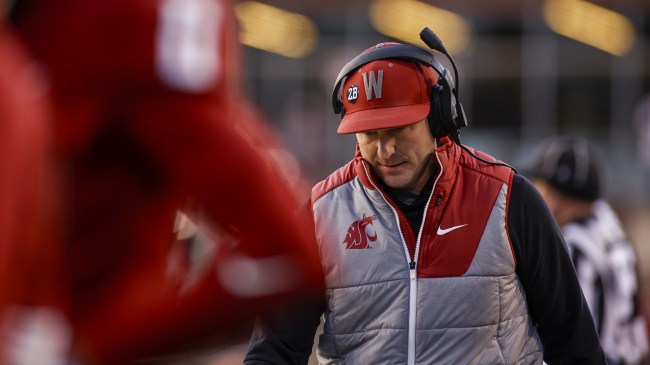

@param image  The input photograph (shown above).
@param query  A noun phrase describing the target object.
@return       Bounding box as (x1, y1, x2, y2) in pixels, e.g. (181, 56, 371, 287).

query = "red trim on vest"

(311, 159, 357, 204)
(355, 157, 376, 191)
(312, 144, 377, 205)
(504, 170, 517, 270)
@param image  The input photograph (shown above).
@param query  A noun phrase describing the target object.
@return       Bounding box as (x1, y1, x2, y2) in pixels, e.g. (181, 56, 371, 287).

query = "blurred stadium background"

(228, 0, 650, 363)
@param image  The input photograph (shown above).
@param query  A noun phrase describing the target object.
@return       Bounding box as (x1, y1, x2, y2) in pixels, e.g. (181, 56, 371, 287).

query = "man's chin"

(382, 177, 410, 190)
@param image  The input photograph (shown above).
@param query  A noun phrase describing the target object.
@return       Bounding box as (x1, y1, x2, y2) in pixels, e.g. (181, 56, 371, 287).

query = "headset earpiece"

(333, 75, 346, 115)
(428, 85, 446, 138)
(437, 76, 456, 138)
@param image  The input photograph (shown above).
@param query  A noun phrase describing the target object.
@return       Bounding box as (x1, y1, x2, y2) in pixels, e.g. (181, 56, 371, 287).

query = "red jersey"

(0, 25, 61, 313)
(12, 0, 323, 362)
(0, 24, 68, 363)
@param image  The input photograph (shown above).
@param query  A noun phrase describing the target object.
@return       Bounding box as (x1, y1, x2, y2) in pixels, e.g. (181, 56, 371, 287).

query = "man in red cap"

(245, 41, 606, 364)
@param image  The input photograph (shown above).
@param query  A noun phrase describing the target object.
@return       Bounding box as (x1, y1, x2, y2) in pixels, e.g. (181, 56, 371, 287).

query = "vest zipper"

(361, 152, 444, 365)
(408, 265, 417, 365)
(408, 152, 444, 365)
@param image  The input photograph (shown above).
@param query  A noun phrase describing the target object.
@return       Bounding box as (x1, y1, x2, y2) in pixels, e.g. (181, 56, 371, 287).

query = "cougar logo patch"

(343, 213, 377, 249)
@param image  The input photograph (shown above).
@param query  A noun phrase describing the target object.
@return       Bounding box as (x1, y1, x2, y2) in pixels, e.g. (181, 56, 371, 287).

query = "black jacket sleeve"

(244, 292, 325, 365)
(507, 174, 607, 364)
(244, 199, 326, 365)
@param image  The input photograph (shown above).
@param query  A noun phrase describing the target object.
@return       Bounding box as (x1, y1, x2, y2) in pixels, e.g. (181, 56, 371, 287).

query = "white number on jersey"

(156, 0, 222, 93)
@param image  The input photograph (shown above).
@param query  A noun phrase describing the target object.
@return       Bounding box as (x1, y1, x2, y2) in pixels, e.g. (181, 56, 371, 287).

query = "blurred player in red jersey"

(8, 0, 324, 363)
(0, 11, 70, 365)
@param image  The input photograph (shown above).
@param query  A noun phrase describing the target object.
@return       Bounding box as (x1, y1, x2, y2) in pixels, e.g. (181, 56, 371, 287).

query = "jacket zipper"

(408, 152, 443, 365)
(361, 152, 444, 365)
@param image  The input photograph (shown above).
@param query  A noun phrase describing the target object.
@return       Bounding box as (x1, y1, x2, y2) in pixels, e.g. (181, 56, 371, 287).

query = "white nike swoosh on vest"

(437, 223, 468, 235)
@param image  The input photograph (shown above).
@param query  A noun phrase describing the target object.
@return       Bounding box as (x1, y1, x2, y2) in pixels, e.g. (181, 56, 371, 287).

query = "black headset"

(331, 28, 467, 141)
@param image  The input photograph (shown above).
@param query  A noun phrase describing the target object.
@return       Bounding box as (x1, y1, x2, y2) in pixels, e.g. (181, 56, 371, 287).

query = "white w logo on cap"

(362, 70, 383, 100)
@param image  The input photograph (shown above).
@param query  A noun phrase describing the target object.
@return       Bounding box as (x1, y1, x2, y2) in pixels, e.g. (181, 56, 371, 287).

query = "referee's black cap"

(526, 136, 601, 202)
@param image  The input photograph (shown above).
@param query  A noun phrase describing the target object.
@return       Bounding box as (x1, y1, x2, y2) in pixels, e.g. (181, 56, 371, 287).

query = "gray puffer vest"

(310, 139, 543, 365)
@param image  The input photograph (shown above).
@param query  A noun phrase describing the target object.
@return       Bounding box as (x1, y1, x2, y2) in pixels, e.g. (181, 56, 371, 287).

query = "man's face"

(356, 119, 436, 192)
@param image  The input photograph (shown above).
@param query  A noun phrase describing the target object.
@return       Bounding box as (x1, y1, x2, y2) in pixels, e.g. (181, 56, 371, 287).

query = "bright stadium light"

(369, 0, 472, 54)
(234, 1, 318, 58)
(543, 0, 636, 56)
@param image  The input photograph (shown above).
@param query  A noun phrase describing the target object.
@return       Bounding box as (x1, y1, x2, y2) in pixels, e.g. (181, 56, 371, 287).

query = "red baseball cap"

(337, 44, 439, 134)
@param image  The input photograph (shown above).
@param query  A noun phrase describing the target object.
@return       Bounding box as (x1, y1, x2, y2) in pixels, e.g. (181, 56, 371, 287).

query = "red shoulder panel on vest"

(417, 161, 511, 278)
(311, 159, 358, 204)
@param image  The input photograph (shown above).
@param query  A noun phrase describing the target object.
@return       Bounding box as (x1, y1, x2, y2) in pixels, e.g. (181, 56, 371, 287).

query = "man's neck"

(380, 172, 436, 209)
(379, 173, 436, 238)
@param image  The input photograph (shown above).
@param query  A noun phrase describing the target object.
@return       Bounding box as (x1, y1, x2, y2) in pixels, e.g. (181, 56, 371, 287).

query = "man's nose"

(377, 134, 396, 160)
